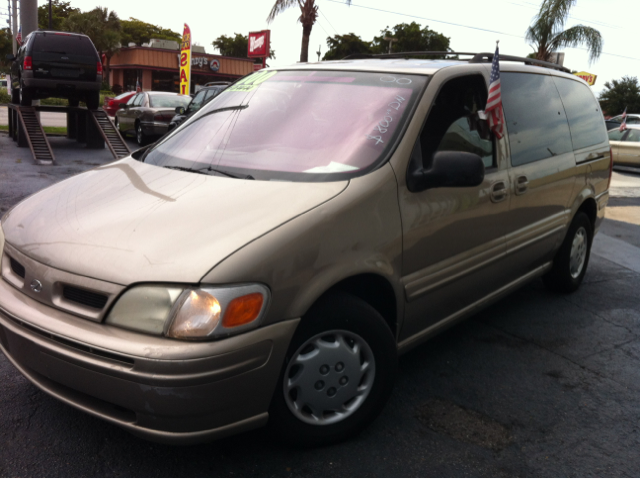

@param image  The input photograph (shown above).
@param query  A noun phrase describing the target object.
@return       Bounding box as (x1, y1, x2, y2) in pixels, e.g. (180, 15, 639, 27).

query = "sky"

(25, 0, 640, 96)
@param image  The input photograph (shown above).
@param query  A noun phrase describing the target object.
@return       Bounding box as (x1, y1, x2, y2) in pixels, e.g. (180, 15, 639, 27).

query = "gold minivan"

(0, 53, 611, 446)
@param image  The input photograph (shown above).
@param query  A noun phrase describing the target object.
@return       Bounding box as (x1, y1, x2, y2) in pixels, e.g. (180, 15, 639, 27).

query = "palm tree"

(526, 0, 602, 64)
(65, 7, 121, 84)
(267, 0, 350, 63)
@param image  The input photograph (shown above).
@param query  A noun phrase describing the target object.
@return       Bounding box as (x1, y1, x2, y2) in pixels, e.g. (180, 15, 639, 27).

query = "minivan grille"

(9, 257, 26, 278)
(63, 285, 108, 310)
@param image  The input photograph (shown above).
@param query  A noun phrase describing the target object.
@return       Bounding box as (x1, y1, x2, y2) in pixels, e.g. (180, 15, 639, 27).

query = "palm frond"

(550, 25, 602, 63)
(266, 0, 300, 24)
(534, 0, 576, 32)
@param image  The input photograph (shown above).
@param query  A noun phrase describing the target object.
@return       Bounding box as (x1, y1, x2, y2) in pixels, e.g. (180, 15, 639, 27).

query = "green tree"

(64, 8, 122, 86)
(267, 0, 351, 63)
(599, 76, 640, 116)
(526, 0, 602, 63)
(212, 33, 275, 62)
(1, 28, 13, 71)
(38, 0, 80, 31)
(371, 22, 450, 57)
(323, 33, 371, 61)
(120, 18, 181, 47)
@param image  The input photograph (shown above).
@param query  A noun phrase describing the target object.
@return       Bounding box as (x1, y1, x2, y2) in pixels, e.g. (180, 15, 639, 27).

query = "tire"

(11, 86, 20, 104)
(136, 122, 148, 146)
(85, 91, 99, 110)
(269, 291, 397, 447)
(543, 211, 593, 293)
(19, 82, 32, 106)
(68, 98, 80, 107)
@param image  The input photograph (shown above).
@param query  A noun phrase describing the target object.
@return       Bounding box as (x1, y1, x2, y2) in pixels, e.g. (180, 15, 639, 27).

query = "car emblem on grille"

(30, 279, 43, 293)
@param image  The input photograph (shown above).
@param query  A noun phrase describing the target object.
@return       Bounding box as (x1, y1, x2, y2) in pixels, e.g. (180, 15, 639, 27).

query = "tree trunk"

(105, 55, 111, 88)
(300, 23, 312, 63)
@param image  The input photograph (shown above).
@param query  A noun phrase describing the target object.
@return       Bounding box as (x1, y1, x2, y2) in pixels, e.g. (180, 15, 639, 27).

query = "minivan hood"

(2, 159, 347, 285)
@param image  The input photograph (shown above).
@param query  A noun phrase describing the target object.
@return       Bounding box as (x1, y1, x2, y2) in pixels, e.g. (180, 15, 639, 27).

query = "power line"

(324, 0, 640, 63)
(318, 7, 339, 34)
(324, 0, 524, 39)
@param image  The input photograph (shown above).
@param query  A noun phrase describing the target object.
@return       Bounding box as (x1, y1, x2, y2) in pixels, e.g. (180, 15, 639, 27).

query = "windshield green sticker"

(228, 70, 277, 92)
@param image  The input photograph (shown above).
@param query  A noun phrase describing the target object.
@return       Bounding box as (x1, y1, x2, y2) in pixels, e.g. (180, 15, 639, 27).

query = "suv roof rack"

(342, 51, 571, 73)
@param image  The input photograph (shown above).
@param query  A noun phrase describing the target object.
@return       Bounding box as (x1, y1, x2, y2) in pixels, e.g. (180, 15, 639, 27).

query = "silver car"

(0, 56, 611, 447)
(115, 91, 190, 146)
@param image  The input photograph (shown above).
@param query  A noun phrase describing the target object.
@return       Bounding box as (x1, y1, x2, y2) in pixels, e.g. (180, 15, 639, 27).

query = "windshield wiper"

(164, 165, 254, 180)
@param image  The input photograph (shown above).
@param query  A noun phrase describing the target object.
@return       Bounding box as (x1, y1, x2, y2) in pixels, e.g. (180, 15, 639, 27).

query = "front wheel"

(543, 211, 593, 293)
(269, 292, 397, 447)
(11, 86, 20, 104)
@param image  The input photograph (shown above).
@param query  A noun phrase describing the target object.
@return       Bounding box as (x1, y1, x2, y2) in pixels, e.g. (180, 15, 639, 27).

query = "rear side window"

(501, 73, 573, 167)
(552, 77, 606, 151)
(31, 34, 97, 57)
(608, 129, 625, 141)
(625, 129, 640, 142)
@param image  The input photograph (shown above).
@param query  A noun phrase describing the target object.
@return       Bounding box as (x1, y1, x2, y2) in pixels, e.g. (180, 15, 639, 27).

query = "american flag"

(16, 25, 22, 45)
(485, 44, 505, 139)
(136, 76, 141, 93)
(620, 107, 627, 132)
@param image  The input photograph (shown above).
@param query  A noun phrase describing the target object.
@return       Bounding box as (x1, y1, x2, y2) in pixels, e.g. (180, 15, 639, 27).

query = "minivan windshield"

(143, 70, 428, 181)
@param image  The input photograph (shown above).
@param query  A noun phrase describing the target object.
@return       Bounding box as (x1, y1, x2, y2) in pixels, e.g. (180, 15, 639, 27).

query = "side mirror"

(119, 103, 128, 109)
(5, 54, 16, 62)
(407, 149, 485, 192)
(175, 106, 185, 115)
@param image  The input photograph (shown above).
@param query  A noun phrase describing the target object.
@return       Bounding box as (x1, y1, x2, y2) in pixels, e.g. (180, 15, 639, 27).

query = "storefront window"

(123, 69, 142, 92)
(152, 70, 180, 93)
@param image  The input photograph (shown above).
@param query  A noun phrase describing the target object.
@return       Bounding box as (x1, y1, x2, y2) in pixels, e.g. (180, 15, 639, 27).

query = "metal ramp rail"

(4, 104, 130, 164)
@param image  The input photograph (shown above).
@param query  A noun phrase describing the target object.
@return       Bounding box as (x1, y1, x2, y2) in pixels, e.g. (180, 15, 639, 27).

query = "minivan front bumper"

(0, 277, 298, 444)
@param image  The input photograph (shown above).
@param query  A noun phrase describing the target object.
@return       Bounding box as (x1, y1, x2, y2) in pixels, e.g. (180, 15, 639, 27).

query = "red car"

(103, 91, 136, 117)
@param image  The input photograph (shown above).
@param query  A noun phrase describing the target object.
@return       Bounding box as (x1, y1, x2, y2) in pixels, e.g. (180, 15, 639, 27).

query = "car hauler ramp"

(89, 110, 131, 159)
(6, 105, 55, 165)
(5, 104, 131, 164)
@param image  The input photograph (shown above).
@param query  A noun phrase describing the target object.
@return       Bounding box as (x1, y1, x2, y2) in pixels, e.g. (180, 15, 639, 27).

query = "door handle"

(491, 181, 507, 203)
(515, 175, 529, 195)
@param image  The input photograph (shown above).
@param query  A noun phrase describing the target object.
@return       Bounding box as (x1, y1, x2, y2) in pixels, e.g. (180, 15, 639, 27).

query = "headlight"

(105, 283, 270, 340)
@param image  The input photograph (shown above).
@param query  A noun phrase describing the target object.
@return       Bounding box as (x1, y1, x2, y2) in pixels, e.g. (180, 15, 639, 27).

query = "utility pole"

(316, 44, 321, 62)
(383, 36, 397, 54)
(11, 0, 18, 54)
(48, 0, 52, 29)
(20, 0, 37, 37)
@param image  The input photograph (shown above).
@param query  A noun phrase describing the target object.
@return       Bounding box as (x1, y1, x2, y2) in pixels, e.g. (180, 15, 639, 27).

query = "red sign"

(248, 30, 270, 58)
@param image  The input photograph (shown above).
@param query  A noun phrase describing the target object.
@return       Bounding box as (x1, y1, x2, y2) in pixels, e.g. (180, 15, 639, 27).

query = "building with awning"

(108, 41, 254, 93)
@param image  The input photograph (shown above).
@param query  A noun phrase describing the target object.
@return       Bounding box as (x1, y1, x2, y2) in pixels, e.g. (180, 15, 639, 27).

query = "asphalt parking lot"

(1, 131, 640, 476)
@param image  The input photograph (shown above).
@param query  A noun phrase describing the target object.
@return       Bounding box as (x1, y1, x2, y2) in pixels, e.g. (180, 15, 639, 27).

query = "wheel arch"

(577, 196, 597, 230)
(311, 273, 400, 340)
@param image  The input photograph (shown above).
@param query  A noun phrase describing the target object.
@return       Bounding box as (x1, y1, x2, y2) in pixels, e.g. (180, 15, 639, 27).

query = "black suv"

(168, 83, 229, 131)
(6, 31, 102, 109)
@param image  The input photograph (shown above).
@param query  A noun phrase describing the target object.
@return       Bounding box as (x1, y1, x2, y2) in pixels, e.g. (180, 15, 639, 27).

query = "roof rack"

(342, 51, 571, 73)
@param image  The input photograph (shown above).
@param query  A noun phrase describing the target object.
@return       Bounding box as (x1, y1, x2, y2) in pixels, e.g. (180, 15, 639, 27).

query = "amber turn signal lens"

(222, 293, 264, 328)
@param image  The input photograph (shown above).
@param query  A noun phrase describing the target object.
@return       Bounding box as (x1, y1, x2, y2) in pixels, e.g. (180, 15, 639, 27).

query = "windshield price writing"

(366, 95, 406, 146)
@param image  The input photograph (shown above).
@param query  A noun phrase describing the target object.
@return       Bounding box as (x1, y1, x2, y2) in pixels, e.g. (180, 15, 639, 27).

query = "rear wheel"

(19, 82, 32, 106)
(85, 91, 99, 110)
(269, 291, 397, 447)
(543, 211, 593, 293)
(11, 85, 19, 104)
(136, 122, 148, 146)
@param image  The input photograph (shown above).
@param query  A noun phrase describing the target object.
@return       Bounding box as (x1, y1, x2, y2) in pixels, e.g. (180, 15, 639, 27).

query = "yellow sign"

(574, 71, 597, 86)
(179, 24, 191, 95)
